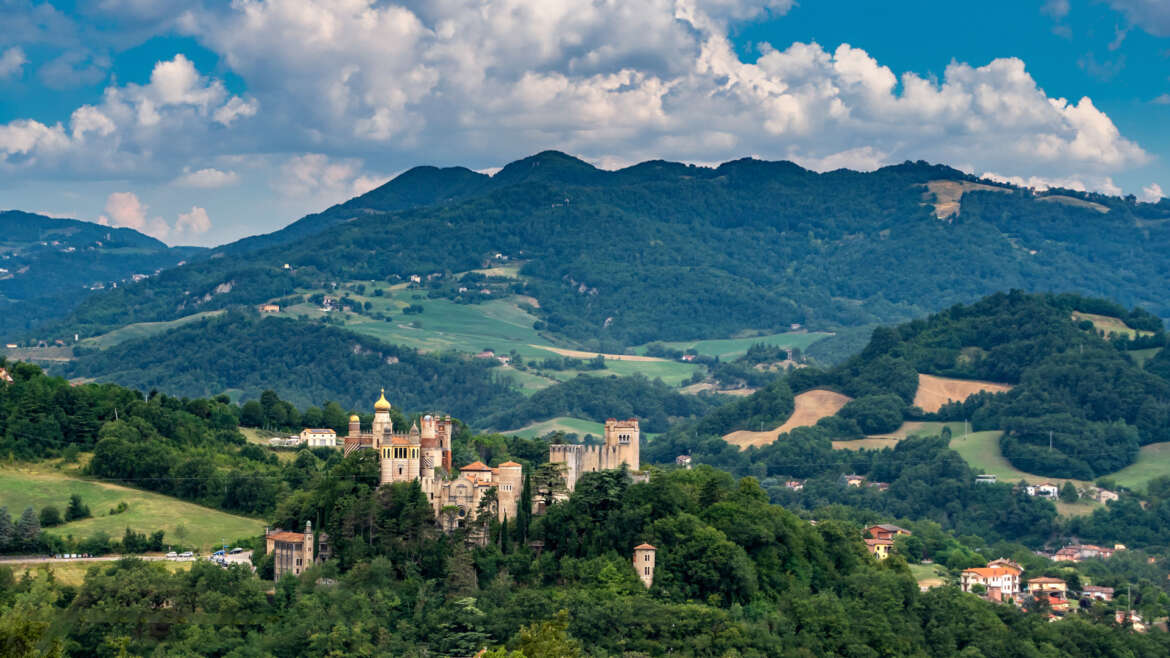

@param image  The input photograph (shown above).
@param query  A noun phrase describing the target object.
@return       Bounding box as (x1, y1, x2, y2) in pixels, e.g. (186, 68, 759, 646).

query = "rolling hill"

(0, 210, 203, 337)
(35, 151, 1170, 350)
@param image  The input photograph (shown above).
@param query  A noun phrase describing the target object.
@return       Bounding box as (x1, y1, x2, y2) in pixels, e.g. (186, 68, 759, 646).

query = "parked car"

(166, 551, 178, 558)
(178, 551, 194, 558)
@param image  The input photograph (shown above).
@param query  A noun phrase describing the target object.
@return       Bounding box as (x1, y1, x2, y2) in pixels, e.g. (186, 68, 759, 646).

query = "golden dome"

(349, 414, 360, 422)
(374, 388, 391, 412)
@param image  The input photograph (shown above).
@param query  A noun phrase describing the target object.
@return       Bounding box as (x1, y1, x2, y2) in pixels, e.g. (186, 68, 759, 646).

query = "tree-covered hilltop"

(655, 291, 1170, 480)
(0, 211, 202, 336)
(41, 151, 1170, 346)
(4, 464, 1168, 656)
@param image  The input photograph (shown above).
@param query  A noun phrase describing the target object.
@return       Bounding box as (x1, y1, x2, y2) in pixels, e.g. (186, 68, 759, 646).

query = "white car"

(178, 551, 194, 558)
(165, 551, 178, 558)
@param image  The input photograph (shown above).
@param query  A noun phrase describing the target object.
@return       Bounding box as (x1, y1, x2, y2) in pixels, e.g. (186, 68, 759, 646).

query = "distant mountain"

(42, 151, 1170, 346)
(0, 211, 204, 337)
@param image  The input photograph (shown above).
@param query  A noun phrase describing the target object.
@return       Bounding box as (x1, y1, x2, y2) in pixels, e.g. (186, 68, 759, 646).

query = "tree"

(38, 507, 61, 528)
(532, 462, 567, 508)
(15, 508, 40, 551)
(1060, 481, 1079, 503)
(0, 508, 14, 552)
(65, 494, 91, 522)
(508, 609, 586, 658)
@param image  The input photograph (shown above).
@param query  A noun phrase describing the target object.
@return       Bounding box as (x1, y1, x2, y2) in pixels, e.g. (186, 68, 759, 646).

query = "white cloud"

(1141, 183, 1165, 203)
(175, 206, 212, 235)
(1153, 94, 1170, 105)
(0, 0, 1159, 233)
(1042, 0, 1070, 18)
(273, 153, 386, 206)
(172, 167, 240, 188)
(0, 47, 27, 79)
(1107, 0, 1170, 37)
(981, 171, 1123, 196)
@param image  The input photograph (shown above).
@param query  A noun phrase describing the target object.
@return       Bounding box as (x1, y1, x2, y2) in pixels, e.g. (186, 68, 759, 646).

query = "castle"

(343, 391, 521, 527)
(549, 418, 640, 490)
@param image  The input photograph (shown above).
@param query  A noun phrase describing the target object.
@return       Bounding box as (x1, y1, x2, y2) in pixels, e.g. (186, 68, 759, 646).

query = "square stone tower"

(633, 543, 656, 588)
(605, 418, 640, 472)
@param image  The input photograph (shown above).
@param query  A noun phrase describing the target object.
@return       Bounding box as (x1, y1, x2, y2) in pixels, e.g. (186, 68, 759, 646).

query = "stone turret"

(633, 543, 655, 588)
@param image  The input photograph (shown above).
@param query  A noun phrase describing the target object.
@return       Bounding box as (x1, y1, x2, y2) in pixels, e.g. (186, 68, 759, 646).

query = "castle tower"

(372, 389, 392, 444)
(381, 434, 421, 484)
(496, 461, 523, 521)
(348, 414, 361, 438)
(438, 415, 454, 470)
(605, 418, 640, 472)
(633, 543, 655, 588)
(304, 520, 315, 566)
(420, 414, 442, 476)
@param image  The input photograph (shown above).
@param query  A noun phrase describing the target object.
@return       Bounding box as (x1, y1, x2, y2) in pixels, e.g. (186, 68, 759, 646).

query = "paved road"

(0, 554, 178, 565)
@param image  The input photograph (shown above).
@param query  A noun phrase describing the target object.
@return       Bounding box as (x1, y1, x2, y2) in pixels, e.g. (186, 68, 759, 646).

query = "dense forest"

(0, 211, 201, 336)
(63, 312, 525, 417)
(39, 151, 1170, 348)
(5, 462, 1169, 657)
(656, 292, 1170, 480)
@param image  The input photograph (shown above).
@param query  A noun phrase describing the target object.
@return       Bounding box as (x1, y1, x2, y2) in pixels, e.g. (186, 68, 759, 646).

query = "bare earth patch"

(923, 180, 1010, 220)
(724, 389, 852, 450)
(529, 345, 670, 362)
(913, 373, 1012, 413)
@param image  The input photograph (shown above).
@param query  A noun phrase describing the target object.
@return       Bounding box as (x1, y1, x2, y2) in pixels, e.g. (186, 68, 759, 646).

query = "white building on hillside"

(300, 428, 338, 448)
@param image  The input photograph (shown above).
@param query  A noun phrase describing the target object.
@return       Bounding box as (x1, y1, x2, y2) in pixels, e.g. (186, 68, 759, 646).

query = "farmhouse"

(1083, 585, 1114, 601)
(841, 474, 865, 487)
(300, 427, 337, 447)
(866, 524, 911, 541)
(1035, 483, 1059, 499)
(675, 455, 692, 469)
(961, 559, 1023, 601)
(864, 538, 894, 559)
(1026, 577, 1071, 615)
(258, 304, 281, 313)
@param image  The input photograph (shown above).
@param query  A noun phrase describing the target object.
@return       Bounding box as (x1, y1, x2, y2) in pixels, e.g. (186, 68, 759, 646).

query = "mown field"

(0, 463, 264, 552)
(1112, 442, 1170, 492)
(633, 331, 832, 360)
(2, 558, 193, 587)
(80, 310, 226, 350)
(503, 416, 606, 440)
(1071, 311, 1155, 339)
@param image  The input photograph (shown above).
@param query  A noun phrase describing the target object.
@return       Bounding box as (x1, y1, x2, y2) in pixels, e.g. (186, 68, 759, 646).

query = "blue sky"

(0, 0, 1167, 246)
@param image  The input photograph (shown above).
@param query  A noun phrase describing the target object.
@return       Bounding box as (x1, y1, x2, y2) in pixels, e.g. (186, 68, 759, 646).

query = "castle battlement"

(548, 418, 640, 490)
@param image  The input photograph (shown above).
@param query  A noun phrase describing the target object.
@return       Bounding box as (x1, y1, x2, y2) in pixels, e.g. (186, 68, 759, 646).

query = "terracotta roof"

(963, 567, 1017, 578)
(302, 428, 336, 433)
(389, 435, 417, 446)
(1028, 577, 1065, 584)
(864, 538, 893, 546)
(267, 531, 305, 543)
(461, 461, 491, 471)
(498, 461, 522, 467)
(634, 543, 656, 550)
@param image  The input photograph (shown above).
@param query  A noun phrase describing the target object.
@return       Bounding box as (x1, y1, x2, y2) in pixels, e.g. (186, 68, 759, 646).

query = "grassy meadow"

(0, 463, 264, 552)
(503, 416, 607, 440)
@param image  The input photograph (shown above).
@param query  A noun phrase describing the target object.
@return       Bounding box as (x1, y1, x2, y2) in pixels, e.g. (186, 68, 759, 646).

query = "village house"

(300, 428, 338, 448)
(866, 524, 912, 541)
(1035, 483, 1059, 499)
(1115, 610, 1148, 632)
(1026, 577, 1071, 616)
(266, 521, 315, 580)
(784, 480, 804, 492)
(258, 303, 281, 313)
(841, 474, 865, 487)
(1053, 543, 1121, 563)
(865, 538, 894, 559)
(1082, 585, 1114, 602)
(961, 558, 1024, 601)
(675, 455, 693, 469)
(1094, 489, 1120, 504)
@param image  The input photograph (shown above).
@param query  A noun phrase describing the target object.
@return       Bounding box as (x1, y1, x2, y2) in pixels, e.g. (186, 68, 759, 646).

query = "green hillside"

(0, 464, 262, 552)
(43, 152, 1170, 350)
(0, 210, 203, 338)
(649, 292, 1170, 482)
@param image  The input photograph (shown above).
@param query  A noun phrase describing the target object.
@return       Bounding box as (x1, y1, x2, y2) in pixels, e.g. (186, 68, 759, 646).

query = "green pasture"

(0, 464, 264, 552)
(5, 559, 194, 587)
(504, 416, 606, 440)
(1128, 347, 1162, 367)
(634, 331, 833, 360)
(81, 310, 226, 350)
(1112, 442, 1170, 493)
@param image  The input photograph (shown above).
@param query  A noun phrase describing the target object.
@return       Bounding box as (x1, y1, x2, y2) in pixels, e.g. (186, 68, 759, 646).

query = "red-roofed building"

(266, 521, 315, 580)
(633, 543, 656, 588)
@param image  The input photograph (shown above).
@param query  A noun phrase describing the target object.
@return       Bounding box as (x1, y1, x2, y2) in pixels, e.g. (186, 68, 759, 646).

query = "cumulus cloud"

(1142, 183, 1165, 203)
(96, 193, 213, 242)
(0, 0, 1157, 216)
(981, 171, 1123, 196)
(1042, 0, 1070, 19)
(175, 206, 212, 235)
(172, 167, 239, 188)
(274, 153, 385, 206)
(0, 47, 27, 79)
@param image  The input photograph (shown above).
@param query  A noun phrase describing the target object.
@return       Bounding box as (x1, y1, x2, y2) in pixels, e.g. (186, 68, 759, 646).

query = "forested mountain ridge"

(42, 151, 1170, 346)
(0, 210, 203, 337)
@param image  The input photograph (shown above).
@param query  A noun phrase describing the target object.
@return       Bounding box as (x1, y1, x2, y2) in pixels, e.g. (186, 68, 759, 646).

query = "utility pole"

(1049, 431, 1054, 452)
